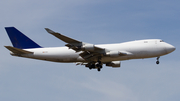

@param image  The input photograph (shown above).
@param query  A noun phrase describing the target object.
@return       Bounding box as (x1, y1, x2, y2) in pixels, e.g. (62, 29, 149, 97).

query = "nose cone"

(166, 44, 176, 53)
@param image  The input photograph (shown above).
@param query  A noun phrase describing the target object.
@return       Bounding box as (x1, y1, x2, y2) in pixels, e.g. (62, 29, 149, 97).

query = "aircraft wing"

(45, 28, 107, 61)
(45, 28, 128, 61)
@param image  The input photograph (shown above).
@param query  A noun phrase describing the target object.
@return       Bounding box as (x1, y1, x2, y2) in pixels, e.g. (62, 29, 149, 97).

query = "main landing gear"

(96, 61, 102, 71)
(156, 57, 160, 64)
(88, 61, 103, 71)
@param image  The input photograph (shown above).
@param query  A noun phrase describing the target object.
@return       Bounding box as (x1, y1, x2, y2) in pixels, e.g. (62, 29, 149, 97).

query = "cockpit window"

(160, 40, 164, 42)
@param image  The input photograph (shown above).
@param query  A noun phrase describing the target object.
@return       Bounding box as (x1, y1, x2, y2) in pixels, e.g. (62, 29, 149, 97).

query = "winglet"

(45, 28, 56, 34)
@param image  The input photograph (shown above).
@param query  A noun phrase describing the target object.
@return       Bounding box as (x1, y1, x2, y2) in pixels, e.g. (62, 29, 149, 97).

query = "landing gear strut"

(96, 61, 102, 71)
(156, 57, 160, 64)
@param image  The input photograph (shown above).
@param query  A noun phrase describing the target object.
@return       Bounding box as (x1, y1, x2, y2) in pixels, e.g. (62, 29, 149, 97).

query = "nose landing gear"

(156, 57, 160, 64)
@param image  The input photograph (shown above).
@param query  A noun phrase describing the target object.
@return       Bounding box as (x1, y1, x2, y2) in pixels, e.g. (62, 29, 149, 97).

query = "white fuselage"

(13, 39, 175, 63)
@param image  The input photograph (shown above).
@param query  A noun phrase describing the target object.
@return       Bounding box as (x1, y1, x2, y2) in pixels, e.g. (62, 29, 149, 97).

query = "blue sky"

(0, 0, 180, 101)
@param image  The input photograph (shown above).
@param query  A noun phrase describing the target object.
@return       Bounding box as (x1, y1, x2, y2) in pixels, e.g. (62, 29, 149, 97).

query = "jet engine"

(106, 61, 121, 67)
(82, 44, 95, 51)
(106, 51, 121, 57)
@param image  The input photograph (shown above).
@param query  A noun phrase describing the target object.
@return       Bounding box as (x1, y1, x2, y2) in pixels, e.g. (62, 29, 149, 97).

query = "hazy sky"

(0, 0, 180, 101)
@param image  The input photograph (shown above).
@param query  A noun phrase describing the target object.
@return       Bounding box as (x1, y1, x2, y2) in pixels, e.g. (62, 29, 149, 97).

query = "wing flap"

(5, 46, 33, 54)
(79, 51, 103, 61)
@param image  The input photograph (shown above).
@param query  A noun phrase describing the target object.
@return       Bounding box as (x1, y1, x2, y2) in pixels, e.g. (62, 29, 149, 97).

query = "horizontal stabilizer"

(4, 46, 33, 54)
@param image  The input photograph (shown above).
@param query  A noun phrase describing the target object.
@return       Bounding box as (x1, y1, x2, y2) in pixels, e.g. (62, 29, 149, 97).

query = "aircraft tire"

(156, 61, 159, 64)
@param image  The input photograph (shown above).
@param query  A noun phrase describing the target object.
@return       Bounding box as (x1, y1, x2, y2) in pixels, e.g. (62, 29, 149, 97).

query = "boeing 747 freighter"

(5, 27, 175, 71)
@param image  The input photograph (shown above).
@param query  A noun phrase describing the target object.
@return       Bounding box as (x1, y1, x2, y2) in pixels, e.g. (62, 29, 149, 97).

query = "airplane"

(4, 27, 176, 71)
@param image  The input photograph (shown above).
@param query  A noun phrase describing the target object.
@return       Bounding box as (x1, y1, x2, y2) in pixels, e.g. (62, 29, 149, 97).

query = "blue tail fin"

(5, 27, 42, 49)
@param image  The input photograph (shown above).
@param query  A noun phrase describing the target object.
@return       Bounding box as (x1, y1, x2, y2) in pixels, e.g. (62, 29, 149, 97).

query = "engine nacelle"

(106, 61, 121, 68)
(106, 51, 120, 57)
(82, 44, 95, 51)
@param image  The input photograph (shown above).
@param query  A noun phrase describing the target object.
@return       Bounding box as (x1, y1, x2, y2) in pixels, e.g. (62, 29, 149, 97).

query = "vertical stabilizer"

(5, 27, 42, 49)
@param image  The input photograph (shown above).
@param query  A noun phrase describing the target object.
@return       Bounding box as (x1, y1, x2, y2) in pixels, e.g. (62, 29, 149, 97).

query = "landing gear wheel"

(156, 57, 160, 64)
(100, 65, 102, 69)
(97, 68, 101, 71)
(96, 64, 102, 72)
(89, 64, 95, 69)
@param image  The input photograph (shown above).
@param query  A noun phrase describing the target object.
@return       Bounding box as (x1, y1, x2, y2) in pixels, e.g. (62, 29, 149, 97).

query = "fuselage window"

(160, 40, 164, 42)
(144, 41, 148, 43)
